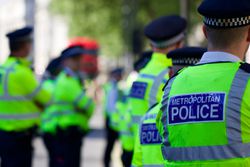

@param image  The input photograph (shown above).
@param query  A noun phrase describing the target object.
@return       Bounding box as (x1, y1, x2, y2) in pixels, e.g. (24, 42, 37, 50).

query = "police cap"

(60, 46, 85, 60)
(6, 26, 33, 42)
(168, 47, 206, 66)
(144, 15, 187, 48)
(46, 57, 62, 76)
(198, 0, 250, 28)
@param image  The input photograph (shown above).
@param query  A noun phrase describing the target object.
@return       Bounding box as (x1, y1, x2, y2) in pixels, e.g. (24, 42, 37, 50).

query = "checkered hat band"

(204, 16, 250, 28)
(172, 58, 200, 65)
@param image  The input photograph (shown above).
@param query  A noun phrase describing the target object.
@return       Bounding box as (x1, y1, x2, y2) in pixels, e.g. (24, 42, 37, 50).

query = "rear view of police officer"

(132, 47, 206, 167)
(128, 15, 187, 156)
(0, 27, 51, 167)
(157, 0, 250, 166)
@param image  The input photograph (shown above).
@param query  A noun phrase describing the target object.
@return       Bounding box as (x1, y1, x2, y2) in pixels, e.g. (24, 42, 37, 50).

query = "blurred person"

(157, 0, 250, 166)
(0, 27, 51, 167)
(132, 47, 206, 167)
(118, 51, 153, 167)
(42, 56, 63, 93)
(127, 15, 187, 157)
(41, 46, 95, 167)
(102, 68, 124, 167)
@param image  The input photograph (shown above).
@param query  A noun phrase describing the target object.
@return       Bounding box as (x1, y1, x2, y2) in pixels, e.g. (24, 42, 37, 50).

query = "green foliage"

(50, 0, 202, 57)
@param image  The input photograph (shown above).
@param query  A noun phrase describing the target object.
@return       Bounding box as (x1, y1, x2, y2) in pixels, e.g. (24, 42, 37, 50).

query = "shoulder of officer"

(239, 62, 250, 73)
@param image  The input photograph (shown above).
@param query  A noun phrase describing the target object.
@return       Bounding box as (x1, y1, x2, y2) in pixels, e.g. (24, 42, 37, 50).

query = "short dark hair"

(205, 26, 248, 49)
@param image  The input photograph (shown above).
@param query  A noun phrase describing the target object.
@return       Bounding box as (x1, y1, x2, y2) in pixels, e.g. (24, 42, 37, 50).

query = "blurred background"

(0, 0, 249, 166)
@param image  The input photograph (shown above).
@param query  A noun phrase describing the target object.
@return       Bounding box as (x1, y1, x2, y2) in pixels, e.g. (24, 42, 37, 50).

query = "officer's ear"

(246, 26, 250, 42)
(202, 25, 208, 39)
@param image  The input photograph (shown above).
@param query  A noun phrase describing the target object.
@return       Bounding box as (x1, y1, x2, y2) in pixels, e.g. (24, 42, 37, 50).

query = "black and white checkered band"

(172, 58, 200, 65)
(204, 16, 250, 28)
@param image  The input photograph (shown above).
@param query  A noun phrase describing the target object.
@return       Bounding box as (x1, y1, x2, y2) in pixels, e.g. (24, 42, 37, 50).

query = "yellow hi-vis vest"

(41, 69, 95, 134)
(128, 52, 172, 149)
(0, 57, 51, 131)
(158, 61, 250, 167)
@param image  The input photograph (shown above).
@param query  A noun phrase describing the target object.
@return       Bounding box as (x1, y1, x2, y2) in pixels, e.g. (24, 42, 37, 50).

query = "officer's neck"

(10, 51, 28, 59)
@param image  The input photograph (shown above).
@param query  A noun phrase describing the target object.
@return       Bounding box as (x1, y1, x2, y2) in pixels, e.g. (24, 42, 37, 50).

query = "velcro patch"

(168, 93, 225, 125)
(140, 123, 162, 145)
(130, 82, 147, 99)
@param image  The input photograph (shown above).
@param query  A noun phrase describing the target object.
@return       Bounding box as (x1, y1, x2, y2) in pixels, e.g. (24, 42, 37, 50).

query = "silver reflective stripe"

(120, 131, 133, 136)
(0, 112, 40, 120)
(132, 115, 142, 124)
(149, 69, 169, 107)
(83, 98, 92, 111)
(226, 69, 248, 143)
(42, 110, 74, 123)
(161, 68, 250, 161)
(0, 62, 42, 101)
(139, 74, 156, 80)
(143, 165, 164, 167)
(74, 91, 85, 105)
(26, 82, 43, 99)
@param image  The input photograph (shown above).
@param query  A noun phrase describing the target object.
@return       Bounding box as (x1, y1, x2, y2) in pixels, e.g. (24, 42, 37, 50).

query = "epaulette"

(240, 62, 250, 73)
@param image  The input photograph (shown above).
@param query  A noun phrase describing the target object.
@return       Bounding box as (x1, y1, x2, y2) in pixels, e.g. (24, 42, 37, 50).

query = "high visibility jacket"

(128, 52, 172, 148)
(41, 69, 95, 134)
(132, 103, 164, 167)
(116, 94, 134, 151)
(157, 61, 250, 167)
(0, 57, 51, 131)
(103, 80, 124, 131)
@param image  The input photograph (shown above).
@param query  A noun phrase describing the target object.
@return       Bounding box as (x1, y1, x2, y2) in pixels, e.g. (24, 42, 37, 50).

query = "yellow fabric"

(0, 57, 51, 131)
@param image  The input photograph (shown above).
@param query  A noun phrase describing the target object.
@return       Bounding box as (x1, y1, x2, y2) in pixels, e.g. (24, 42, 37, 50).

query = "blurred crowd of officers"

(1, 0, 250, 167)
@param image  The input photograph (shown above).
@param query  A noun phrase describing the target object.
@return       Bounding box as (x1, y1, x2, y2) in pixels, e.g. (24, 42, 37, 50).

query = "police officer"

(118, 52, 153, 167)
(132, 47, 206, 167)
(103, 68, 124, 167)
(128, 15, 187, 155)
(0, 27, 51, 167)
(157, 0, 250, 166)
(41, 46, 95, 167)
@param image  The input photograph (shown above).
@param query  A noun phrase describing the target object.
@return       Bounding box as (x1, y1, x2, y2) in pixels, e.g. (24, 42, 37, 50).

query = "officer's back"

(157, 0, 250, 166)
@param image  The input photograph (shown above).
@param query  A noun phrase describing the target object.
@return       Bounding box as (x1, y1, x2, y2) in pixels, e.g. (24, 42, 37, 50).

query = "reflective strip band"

(74, 91, 85, 105)
(132, 115, 142, 124)
(161, 68, 250, 161)
(139, 74, 168, 84)
(3, 62, 17, 96)
(26, 82, 43, 99)
(42, 110, 74, 123)
(0, 62, 43, 101)
(139, 74, 156, 80)
(226, 69, 248, 143)
(83, 98, 92, 111)
(143, 165, 164, 167)
(149, 69, 169, 107)
(0, 112, 40, 120)
(120, 131, 133, 136)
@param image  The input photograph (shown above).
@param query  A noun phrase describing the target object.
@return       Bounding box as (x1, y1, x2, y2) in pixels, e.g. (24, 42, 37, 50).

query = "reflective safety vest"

(117, 95, 134, 151)
(41, 69, 95, 134)
(128, 52, 172, 148)
(0, 57, 51, 131)
(132, 103, 164, 167)
(158, 61, 250, 166)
